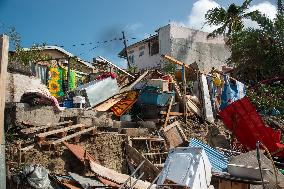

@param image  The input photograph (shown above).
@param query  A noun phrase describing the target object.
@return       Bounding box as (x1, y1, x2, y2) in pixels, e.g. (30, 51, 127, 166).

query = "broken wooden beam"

(125, 144, 160, 181)
(37, 123, 84, 138)
(51, 126, 96, 145)
(163, 96, 174, 129)
(21, 120, 73, 134)
(160, 111, 193, 116)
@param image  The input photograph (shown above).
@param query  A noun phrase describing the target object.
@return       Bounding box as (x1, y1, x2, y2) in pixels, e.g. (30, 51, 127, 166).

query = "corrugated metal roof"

(23, 45, 95, 69)
(189, 138, 228, 173)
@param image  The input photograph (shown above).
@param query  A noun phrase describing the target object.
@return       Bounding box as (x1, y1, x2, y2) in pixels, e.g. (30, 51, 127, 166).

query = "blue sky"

(0, 0, 277, 68)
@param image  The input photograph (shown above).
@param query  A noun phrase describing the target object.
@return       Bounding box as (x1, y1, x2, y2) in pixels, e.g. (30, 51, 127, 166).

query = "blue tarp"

(189, 138, 228, 173)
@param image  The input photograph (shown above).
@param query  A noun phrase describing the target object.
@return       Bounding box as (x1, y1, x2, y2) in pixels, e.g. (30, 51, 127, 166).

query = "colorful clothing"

(48, 67, 64, 97)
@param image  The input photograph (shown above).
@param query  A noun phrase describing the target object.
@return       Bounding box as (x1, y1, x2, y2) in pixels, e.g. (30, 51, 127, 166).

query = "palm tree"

(205, 0, 259, 39)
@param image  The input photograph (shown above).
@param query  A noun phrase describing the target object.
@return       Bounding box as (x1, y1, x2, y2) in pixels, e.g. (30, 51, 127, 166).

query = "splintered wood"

(125, 143, 160, 181)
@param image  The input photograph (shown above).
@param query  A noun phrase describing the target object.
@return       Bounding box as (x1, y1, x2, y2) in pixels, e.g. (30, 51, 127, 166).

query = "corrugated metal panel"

(189, 138, 228, 173)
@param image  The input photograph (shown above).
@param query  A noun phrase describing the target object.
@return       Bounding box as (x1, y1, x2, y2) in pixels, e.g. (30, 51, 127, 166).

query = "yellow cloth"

(213, 73, 222, 87)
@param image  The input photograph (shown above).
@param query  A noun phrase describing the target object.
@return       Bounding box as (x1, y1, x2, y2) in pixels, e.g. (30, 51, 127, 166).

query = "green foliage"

(247, 83, 284, 118)
(205, 0, 257, 39)
(127, 65, 137, 74)
(9, 45, 52, 66)
(163, 61, 176, 75)
(205, 0, 284, 83)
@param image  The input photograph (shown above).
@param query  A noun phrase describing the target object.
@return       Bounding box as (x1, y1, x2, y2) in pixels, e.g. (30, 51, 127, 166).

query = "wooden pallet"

(21, 120, 73, 135)
(40, 125, 97, 150)
(36, 124, 85, 144)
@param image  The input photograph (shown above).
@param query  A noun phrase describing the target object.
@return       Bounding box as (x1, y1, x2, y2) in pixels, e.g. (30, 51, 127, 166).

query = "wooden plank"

(130, 137, 164, 142)
(125, 144, 160, 181)
(0, 34, 9, 188)
(21, 120, 73, 134)
(94, 93, 126, 111)
(119, 70, 149, 93)
(162, 54, 193, 72)
(37, 124, 84, 138)
(186, 95, 201, 116)
(163, 96, 174, 129)
(89, 160, 156, 189)
(160, 111, 193, 116)
(51, 126, 96, 145)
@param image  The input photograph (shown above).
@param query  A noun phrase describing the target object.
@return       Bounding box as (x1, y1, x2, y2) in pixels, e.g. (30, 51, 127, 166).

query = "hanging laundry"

(220, 75, 236, 110)
(219, 75, 246, 110)
(48, 67, 64, 97)
(69, 70, 77, 90)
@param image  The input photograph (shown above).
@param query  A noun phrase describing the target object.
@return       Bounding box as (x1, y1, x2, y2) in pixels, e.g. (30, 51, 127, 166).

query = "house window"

(128, 54, 135, 64)
(150, 40, 159, 56)
(139, 51, 144, 57)
(139, 46, 145, 51)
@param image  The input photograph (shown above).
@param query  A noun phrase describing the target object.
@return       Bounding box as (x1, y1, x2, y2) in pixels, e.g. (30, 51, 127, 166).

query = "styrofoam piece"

(157, 147, 212, 189)
(147, 79, 169, 91)
(227, 163, 270, 180)
(73, 96, 86, 104)
(200, 74, 214, 123)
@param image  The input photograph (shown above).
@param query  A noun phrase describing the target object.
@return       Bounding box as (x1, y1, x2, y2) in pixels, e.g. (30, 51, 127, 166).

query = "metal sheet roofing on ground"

(189, 138, 229, 173)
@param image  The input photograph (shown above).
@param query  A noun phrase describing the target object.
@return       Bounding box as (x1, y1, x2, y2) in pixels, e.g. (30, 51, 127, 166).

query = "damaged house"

(119, 24, 230, 73)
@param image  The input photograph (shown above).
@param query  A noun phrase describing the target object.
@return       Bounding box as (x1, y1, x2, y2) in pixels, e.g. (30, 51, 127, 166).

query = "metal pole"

(122, 31, 131, 69)
(182, 63, 187, 124)
(67, 57, 71, 91)
(0, 34, 9, 189)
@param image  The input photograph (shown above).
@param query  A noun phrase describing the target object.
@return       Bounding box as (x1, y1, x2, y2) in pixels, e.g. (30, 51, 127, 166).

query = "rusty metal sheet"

(63, 142, 96, 163)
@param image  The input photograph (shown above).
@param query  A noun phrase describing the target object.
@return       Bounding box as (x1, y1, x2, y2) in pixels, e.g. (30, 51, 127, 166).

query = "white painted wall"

(126, 38, 162, 71)
(125, 24, 230, 73)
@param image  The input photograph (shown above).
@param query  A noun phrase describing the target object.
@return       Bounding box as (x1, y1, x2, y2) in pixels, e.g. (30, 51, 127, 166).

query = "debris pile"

(4, 54, 284, 189)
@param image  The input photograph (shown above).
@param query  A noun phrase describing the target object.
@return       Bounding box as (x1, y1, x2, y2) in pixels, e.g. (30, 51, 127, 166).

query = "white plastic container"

(227, 163, 270, 180)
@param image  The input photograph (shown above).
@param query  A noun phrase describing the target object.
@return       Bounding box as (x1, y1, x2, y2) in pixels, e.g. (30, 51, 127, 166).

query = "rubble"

(2, 37, 284, 189)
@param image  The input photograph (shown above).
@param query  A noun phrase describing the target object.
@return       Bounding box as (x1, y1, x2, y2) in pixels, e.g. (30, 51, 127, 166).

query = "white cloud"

(244, 1, 277, 28)
(174, 0, 277, 32)
(172, 0, 221, 32)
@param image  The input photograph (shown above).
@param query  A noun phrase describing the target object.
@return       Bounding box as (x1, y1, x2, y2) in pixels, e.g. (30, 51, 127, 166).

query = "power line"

(52, 37, 136, 49)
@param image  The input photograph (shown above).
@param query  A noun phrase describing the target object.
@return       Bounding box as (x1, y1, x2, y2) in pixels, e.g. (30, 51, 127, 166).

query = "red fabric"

(96, 72, 117, 80)
(219, 97, 284, 157)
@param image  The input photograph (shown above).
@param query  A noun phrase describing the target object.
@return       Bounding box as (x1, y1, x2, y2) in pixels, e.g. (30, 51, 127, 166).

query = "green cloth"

(69, 70, 77, 90)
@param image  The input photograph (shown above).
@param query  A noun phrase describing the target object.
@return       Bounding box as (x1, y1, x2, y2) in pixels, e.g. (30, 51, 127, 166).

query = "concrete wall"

(126, 38, 163, 71)
(127, 24, 230, 73)
(159, 24, 231, 73)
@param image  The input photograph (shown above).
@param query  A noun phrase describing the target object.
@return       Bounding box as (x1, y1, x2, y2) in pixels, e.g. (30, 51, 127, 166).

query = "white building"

(118, 24, 230, 73)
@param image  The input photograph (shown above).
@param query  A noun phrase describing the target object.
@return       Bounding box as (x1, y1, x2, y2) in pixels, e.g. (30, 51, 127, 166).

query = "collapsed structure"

(2, 24, 284, 189)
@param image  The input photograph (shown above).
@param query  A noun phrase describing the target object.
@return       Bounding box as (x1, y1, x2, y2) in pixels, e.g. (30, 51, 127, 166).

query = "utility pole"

(0, 34, 9, 189)
(67, 57, 71, 91)
(122, 31, 131, 69)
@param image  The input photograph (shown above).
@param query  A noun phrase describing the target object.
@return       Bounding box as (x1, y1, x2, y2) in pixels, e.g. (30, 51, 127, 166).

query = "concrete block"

(78, 117, 93, 127)
(120, 128, 150, 137)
